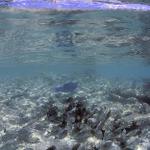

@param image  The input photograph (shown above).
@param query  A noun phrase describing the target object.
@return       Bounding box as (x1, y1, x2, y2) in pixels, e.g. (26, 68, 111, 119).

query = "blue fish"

(54, 82, 78, 93)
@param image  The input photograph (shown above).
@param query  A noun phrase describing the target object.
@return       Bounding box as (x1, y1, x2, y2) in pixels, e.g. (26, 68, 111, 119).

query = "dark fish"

(54, 82, 78, 93)
(136, 95, 150, 105)
(143, 81, 150, 89)
(124, 122, 139, 134)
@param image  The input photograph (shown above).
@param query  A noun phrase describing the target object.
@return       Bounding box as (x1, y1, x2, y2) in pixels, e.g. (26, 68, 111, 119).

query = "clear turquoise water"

(0, 9, 150, 81)
(0, 4, 150, 150)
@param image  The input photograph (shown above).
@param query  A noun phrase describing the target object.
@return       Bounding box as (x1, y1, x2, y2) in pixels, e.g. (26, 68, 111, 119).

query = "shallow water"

(0, 2, 150, 150)
(0, 9, 150, 79)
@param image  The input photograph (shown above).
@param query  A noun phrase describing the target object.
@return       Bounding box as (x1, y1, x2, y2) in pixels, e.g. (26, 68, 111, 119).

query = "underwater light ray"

(1, 0, 150, 11)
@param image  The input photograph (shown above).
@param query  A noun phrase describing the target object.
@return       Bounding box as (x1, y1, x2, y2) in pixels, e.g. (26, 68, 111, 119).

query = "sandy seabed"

(0, 74, 149, 150)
